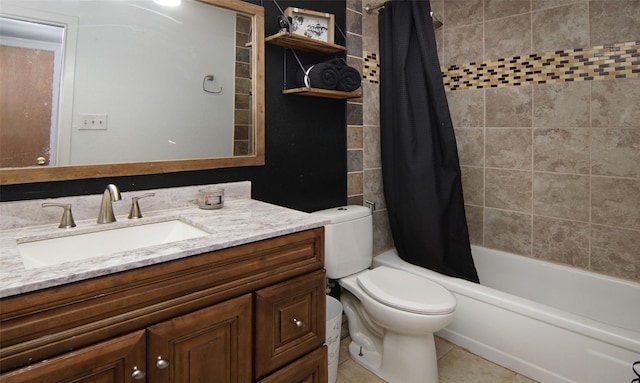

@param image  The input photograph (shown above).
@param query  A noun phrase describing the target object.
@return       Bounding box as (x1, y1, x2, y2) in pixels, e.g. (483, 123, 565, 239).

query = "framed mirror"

(0, 0, 264, 185)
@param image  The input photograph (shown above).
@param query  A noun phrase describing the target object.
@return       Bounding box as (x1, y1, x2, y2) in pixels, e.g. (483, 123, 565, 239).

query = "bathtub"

(373, 245, 640, 383)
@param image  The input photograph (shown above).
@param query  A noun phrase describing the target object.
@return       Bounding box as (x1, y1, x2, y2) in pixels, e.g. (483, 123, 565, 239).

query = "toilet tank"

(312, 206, 373, 279)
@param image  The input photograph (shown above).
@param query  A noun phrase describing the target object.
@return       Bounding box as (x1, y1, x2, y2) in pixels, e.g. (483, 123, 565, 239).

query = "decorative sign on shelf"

(284, 7, 334, 44)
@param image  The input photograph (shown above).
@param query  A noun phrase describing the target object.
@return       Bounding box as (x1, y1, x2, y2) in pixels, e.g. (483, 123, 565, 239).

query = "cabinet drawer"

(0, 330, 146, 383)
(255, 270, 325, 378)
(257, 346, 327, 383)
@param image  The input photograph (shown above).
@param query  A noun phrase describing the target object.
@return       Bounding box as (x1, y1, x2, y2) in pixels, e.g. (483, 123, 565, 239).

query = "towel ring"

(203, 74, 222, 94)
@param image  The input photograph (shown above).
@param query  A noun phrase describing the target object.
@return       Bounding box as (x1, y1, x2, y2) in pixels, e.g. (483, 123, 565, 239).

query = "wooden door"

(0, 330, 146, 383)
(0, 45, 54, 167)
(146, 294, 252, 383)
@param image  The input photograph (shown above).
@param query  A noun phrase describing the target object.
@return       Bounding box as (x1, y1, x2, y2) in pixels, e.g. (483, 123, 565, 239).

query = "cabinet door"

(257, 347, 327, 383)
(146, 294, 252, 383)
(255, 270, 326, 378)
(0, 330, 146, 383)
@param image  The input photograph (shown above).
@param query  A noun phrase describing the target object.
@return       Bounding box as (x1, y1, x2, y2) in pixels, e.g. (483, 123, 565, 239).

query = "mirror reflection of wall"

(0, 0, 247, 168)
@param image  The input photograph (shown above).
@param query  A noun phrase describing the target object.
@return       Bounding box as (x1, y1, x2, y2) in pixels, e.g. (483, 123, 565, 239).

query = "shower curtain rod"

(364, 1, 386, 13)
(364, 1, 444, 28)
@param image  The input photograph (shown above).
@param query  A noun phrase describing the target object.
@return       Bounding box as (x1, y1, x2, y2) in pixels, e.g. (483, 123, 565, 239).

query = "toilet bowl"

(312, 206, 456, 383)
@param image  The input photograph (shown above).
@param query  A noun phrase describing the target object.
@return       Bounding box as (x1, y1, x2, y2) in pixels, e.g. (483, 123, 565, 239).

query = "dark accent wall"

(0, 0, 347, 213)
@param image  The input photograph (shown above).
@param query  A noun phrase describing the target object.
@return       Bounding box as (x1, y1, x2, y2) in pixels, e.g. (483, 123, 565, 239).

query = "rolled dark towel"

(328, 58, 361, 92)
(337, 65, 361, 92)
(296, 62, 340, 90)
(329, 58, 347, 71)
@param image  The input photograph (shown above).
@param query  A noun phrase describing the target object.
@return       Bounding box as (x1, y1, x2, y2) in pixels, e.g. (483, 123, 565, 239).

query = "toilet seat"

(356, 266, 455, 315)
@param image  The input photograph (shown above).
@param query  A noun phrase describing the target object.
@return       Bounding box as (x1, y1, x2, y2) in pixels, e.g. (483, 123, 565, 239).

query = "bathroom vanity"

(0, 191, 329, 382)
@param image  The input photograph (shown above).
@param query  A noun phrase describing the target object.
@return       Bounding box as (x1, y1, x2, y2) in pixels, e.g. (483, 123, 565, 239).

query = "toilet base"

(347, 331, 439, 383)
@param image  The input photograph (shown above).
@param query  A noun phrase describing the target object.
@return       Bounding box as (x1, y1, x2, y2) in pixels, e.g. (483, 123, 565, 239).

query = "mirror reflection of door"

(0, 17, 63, 168)
(0, 45, 53, 167)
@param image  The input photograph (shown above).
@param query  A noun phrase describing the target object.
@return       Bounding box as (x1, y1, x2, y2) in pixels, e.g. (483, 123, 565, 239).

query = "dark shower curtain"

(379, 0, 479, 283)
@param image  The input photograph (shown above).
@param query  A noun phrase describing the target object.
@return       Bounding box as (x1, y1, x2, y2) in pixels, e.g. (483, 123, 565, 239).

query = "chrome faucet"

(97, 184, 122, 224)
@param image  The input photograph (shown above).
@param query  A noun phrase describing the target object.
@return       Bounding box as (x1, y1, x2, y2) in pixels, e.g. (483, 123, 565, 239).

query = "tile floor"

(336, 336, 539, 383)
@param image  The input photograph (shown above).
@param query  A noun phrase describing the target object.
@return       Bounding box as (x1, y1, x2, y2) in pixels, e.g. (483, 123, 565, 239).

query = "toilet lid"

(356, 267, 456, 315)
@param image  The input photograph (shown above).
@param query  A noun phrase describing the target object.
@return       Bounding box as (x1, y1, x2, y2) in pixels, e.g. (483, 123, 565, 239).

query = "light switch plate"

(78, 114, 108, 130)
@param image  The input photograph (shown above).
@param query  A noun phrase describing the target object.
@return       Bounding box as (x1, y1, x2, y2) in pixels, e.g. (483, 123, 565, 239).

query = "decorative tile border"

(443, 41, 640, 91)
(363, 51, 379, 83)
(362, 41, 640, 90)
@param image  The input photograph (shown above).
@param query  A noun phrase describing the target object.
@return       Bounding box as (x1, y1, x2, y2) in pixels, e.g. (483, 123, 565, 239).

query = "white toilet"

(313, 206, 456, 383)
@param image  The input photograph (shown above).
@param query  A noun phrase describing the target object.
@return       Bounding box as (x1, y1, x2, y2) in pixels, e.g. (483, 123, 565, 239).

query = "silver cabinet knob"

(156, 356, 170, 369)
(293, 318, 304, 328)
(131, 366, 146, 379)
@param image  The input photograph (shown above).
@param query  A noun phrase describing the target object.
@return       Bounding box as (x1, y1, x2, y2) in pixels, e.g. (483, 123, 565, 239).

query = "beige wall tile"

(591, 177, 640, 230)
(485, 0, 530, 20)
(461, 166, 484, 205)
(532, 216, 589, 267)
(591, 225, 640, 280)
(447, 89, 485, 128)
(464, 204, 484, 245)
(431, 0, 444, 61)
(485, 168, 532, 212)
(362, 5, 379, 53)
(362, 82, 380, 126)
(486, 86, 532, 127)
(430, 0, 443, 17)
(347, 8, 362, 35)
(484, 208, 532, 255)
(486, 128, 532, 169)
(454, 127, 484, 166)
(363, 125, 381, 169)
(435, 28, 444, 64)
(533, 82, 590, 127)
(347, 172, 363, 196)
(533, 128, 590, 174)
(444, 0, 484, 28)
(347, 149, 363, 172)
(364, 168, 385, 210)
(347, 126, 363, 149)
(591, 78, 640, 128)
(533, 172, 590, 221)
(347, 195, 364, 206)
(346, 0, 362, 12)
(485, 13, 532, 60)
(346, 32, 363, 58)
(591, 128, 640, 178)
(532, 3, 589, 52)
(589, 0, 640, 45)
(373, 209, 393, 254)
(347, 102, 363, 126)
(532, 0, 581, 12)
(443, 24, 484, 66)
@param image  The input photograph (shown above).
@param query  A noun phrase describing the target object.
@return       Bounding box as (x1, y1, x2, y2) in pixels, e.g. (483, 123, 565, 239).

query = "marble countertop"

(0, 199, 329, 298)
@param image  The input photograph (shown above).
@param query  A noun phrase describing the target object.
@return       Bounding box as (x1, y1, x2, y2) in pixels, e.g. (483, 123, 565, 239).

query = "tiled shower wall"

(347, 0, 640, 282)
(345, 0, 394, 254)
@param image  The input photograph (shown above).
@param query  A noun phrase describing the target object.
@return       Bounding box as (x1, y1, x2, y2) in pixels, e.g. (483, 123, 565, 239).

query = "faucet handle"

(42, 203, 77, 229)
(128, 193, 155, 219)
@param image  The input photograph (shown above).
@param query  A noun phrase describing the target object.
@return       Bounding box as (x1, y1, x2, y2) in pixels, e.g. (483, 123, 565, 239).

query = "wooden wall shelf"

(282, 87, 361, 99)
(267, 31, 360, 99)
(265, 31, 346, 54)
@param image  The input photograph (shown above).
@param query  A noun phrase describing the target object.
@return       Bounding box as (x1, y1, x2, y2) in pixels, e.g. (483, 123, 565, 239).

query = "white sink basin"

(18, 220, 209, 269)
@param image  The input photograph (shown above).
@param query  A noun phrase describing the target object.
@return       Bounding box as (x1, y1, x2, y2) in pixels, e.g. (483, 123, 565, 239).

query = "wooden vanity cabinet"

(0, 228, 327, 383)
